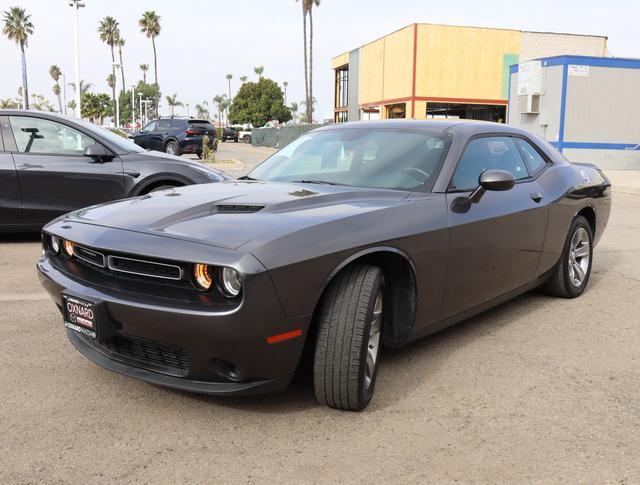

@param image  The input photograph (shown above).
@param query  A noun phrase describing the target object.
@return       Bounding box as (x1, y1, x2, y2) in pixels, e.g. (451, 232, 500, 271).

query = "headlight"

(50, 236, 61, 254)
(220, 267, 242, 298)
(62, 240, 75, 257)
(193, 263, 213, 291)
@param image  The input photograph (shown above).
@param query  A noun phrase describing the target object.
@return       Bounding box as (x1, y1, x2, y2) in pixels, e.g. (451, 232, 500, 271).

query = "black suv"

(221, 127, 239, 142)
(131, 118, 217, 157)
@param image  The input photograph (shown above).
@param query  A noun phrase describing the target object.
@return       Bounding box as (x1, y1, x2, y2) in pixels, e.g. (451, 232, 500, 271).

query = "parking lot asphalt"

(1, 154, 639, 482)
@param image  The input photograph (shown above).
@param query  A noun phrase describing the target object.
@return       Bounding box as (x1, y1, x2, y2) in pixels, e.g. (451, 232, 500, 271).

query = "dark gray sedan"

(0, 110, 228, 231)
(37, 120, 611, 411)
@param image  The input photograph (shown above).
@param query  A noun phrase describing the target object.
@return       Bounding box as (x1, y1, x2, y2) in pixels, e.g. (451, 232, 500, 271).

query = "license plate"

(62, 294, 98, 339)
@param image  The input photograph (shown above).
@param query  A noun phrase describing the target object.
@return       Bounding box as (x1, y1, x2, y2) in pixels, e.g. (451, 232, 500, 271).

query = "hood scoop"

(214, 204, 265, 214)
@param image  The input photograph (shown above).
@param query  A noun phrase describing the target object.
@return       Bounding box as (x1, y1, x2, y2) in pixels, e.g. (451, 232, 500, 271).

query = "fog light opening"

(215, 359, 242, 382)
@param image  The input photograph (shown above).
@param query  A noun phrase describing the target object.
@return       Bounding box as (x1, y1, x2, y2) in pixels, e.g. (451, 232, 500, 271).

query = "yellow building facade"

(332, 23, 606, 123)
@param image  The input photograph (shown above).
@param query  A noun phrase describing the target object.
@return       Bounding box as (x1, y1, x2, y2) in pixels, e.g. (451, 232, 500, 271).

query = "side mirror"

(84, 143, 112, 162)
(468, 169, 515, 203)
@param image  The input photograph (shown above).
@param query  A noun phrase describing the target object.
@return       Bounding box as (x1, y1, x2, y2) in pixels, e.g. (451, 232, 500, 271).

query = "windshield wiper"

(237, 175, 258, 180)
(290, 179, 346, 186)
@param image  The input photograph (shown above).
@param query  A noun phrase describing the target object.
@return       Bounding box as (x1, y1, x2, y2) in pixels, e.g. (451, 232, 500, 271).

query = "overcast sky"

(1, 0, 638, 120)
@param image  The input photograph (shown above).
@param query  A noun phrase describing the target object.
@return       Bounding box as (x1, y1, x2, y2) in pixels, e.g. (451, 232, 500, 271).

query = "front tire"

(545, 215, 593, 298)
(313, 264, 384, 411)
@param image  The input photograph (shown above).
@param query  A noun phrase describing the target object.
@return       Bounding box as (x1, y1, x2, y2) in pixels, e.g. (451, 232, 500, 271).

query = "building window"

(335, 111, 348, 123)
(426, 102, 506, 123)
(335, 66, 349, 109)
(385, 103, 406, 119)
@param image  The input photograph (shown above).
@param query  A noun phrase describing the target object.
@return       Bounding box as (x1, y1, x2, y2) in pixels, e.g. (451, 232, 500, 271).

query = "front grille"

(107, 255, 182, 280)
(74, 245, 105, 268)
(81, 333, 189, 377)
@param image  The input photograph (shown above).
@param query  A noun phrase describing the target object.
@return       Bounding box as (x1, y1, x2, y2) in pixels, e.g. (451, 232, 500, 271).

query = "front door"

(7, 115, 125, 226)
(0, 117, 21, 225)
(442, 135, 548, 318)
(131, 120, 156, 150)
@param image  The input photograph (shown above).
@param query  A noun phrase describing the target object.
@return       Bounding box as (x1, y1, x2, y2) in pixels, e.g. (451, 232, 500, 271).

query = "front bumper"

(37, 255, 310, 396)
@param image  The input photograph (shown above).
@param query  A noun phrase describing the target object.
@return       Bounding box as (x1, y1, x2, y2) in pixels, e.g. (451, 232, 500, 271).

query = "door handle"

(530, 192, 543, 203)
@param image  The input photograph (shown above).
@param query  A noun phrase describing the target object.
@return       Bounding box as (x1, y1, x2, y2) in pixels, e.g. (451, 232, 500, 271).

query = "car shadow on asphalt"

(166, 286, 575, 414)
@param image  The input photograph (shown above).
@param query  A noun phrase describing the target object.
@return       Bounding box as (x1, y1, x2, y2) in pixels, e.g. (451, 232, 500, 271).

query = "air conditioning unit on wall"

(518, 94, 541, 114)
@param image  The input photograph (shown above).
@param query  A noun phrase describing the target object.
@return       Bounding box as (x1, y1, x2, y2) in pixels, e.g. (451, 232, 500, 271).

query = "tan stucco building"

(332, 23, 607, 123)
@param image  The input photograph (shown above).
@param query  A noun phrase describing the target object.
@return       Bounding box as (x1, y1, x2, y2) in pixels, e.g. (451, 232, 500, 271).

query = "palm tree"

(296, 0, 320, 123)
(139, 11, 161, 118)
(290, 101, 299, 122)
(306, 0, 320, 123)
(68, 80, 93, 95)
(239, 75, 248, 84)
(213, 95, 226, 127)
(283, 81, 288, 105)
(225, 74, 233, 122)
(296, 0, 308, 123)
(49, 65, 63, 113)
(117, 36, 126, 89)
(139, 64, 149, 84)
(165, 94, 183, 117)
(0, 98, 19, 109)
(67, 99, 76, 115)
(254, 66, 264, 79)
(195, 101, 209, 120)
(98, 16, 120, 120)
(2, 7, 34, 109)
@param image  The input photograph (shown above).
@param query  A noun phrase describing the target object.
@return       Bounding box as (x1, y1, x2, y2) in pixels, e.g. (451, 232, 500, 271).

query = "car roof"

(315, 119, 531, 136)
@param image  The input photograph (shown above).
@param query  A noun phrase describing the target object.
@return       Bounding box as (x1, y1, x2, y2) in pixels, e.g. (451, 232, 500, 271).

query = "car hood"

(63, 180, 410, 250)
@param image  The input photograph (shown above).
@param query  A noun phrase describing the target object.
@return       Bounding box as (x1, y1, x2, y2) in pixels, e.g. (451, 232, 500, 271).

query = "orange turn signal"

(62, 240, 75, 257)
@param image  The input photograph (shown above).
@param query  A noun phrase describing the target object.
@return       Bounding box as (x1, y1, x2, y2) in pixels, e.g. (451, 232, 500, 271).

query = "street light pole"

(113, 62, 121, 128)
(131, 85, 136, 128)
(138, 93, 144, 126)
(69, 1, 85, 118)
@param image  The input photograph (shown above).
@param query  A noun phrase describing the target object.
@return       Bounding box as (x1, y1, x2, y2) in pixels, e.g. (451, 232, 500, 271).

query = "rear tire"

(165, 140, 179, 156)
(243, 135, 251, 144)
(545, 215, 593, 298)
(313, 264, 384, 411)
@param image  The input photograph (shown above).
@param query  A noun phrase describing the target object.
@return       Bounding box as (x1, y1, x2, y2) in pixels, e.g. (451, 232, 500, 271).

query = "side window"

(142, 121, 156, 132)
(514, 138, 547, 175)
(9, 116, 96, 155)
(155, 120, 172, 131)
(451, 136, 529, 191)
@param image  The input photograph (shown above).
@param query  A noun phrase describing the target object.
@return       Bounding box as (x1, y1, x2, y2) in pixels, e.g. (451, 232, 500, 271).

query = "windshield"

(73, 118, 145, 153)
(248, 128, 449, 191)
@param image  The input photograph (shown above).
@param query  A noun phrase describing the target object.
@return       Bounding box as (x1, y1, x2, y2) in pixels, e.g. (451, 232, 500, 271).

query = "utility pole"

(69, 1, 85, 118)
(138, 93, 144, 126)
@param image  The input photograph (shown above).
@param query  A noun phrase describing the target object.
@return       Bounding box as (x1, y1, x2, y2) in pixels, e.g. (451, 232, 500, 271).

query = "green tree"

(98, 16, 120, 120)
(139, 63, 149, 84)
(229, 78, 292, 127)
(165, 93, 183, 117)
(239, 75, 248, 84)
(139, 11, 161, 118)
(67, 99, 76, 115)
(254, 66, 264, 79)
(122, 81, 159, 125)
(2, 7, 34, 109)
(49, 65, 63, 113)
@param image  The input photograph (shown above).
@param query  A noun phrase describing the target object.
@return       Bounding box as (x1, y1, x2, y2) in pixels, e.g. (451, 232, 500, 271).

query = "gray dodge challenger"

(37, 120, 611, 411)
